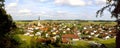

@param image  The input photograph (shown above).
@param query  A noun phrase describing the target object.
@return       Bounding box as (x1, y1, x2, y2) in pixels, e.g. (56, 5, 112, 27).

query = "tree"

(0, 0, 5, 8)
(96, 0, 120, 48)
(0, 0, 18, 48)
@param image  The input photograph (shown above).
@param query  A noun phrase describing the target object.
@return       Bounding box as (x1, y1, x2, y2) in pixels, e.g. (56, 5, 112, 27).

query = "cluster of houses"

(81, 24, 116, 40)
(18, 21, 116, 44)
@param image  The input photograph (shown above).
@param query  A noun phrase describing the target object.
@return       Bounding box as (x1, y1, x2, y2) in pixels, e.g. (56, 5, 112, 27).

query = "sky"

(4, 0, 116, 20)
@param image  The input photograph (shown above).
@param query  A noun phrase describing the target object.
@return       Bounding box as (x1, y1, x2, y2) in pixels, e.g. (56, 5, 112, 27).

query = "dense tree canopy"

(0, 0, 4, 7)
(0, 0, 18, 48)
(97, 0, 120, 48)
(0, 0, 16, 37)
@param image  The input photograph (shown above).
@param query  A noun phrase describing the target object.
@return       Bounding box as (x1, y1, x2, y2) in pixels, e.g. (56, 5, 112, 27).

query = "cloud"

(54, 0, 107, 6)
(56, 10, 68, 14)
(95, 0, 106, 5)
(5, 0, 19, 14)
(54, 0, 87, 6)
(5, 3, 18, 15)
(87, 1, 93, 5)
(35, 0, 48, 2)
(6, 8, 32, 17)
(19, 9, 31, 13)
(18, 9, 32, 16)
(7, 3, 17, 7)
(69, 0, 86, 6)
(32, 0, 50, 3)
(6, 0, 19, 7)
(4, 0, 115, 20)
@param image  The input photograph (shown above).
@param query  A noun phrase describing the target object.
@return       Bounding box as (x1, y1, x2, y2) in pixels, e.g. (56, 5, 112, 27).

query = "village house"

(62, 34, 79, 44)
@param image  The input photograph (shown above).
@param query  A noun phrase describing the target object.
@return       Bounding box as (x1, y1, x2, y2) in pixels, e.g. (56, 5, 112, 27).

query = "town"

(15, 20, 116, 48)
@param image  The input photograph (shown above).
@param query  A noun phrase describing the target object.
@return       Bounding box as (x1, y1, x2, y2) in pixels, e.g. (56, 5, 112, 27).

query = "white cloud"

(6, 0, 19, 7)
(87, 1, 93, 5)
(36, 0, 48, 2)
(7, 3, 17, 7)
(95, 0, 106, 5)
(32, 0, 49, 3)
(5, 0, 115, 20)
(68, 0, 86, 6)
(19, 9, 31, 13)
(56, 10, 68, 14)
(17, 9, 32, 16)
(6, 9, 32, 17)
(54, 0, 107, 6)
(54, 0, 66, 5)
(54, 0, 87, 6)
(5, 0, 19, 14)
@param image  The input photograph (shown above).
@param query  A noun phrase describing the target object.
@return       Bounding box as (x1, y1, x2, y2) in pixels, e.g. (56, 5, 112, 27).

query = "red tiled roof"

(62, 34, 79, 39)
(62, 38, 69, 43)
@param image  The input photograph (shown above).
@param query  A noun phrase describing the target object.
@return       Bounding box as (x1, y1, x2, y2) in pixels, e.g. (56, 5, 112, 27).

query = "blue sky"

(4, 0, 116, 20)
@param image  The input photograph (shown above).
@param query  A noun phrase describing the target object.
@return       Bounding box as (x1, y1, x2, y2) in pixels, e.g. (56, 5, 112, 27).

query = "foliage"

(0, 0, 5, 7)
(0, 0, 18, 47)
(97, 0, 119, 48)
(96, 0, 120, 18)
(0, 35, 19, 48)
(0, 8, 16, 36)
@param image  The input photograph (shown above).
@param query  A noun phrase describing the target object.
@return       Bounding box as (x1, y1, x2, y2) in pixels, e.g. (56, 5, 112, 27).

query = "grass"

(92, 38, 115, 48)
(73, 40, 91, 48)
(17, 34, 32, 44)
(99, 38, 116, 48)
(13, 34, 32, 48)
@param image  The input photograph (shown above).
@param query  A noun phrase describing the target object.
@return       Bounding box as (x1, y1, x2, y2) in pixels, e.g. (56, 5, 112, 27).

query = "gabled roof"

(62, 34, 79, 39)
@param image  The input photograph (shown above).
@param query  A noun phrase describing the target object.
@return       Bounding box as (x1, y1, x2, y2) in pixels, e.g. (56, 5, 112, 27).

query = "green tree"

(0, 0, 5, 7)
(96, 0, 120, 48)
(0, 0, 18, 48)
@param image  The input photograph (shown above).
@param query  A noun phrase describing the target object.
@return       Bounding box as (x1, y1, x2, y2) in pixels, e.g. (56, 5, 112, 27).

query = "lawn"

(13, 34, 32, 48)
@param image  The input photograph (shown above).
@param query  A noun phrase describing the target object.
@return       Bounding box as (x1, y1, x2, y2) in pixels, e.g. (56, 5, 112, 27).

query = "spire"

(38, 16, 41, 26)
(38, 16, 40, 21)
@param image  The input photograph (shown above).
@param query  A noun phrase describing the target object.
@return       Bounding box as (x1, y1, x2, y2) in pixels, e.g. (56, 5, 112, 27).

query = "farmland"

(13, 20, 116, 48)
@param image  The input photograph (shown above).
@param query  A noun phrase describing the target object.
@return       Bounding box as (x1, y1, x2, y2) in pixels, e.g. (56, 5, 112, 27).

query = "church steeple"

(38, 16, 41, 26)
(38, 16, 40, 21)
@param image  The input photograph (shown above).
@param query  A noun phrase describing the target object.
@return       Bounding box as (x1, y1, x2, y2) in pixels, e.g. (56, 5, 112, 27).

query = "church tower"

(38, 16, 41, 26)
